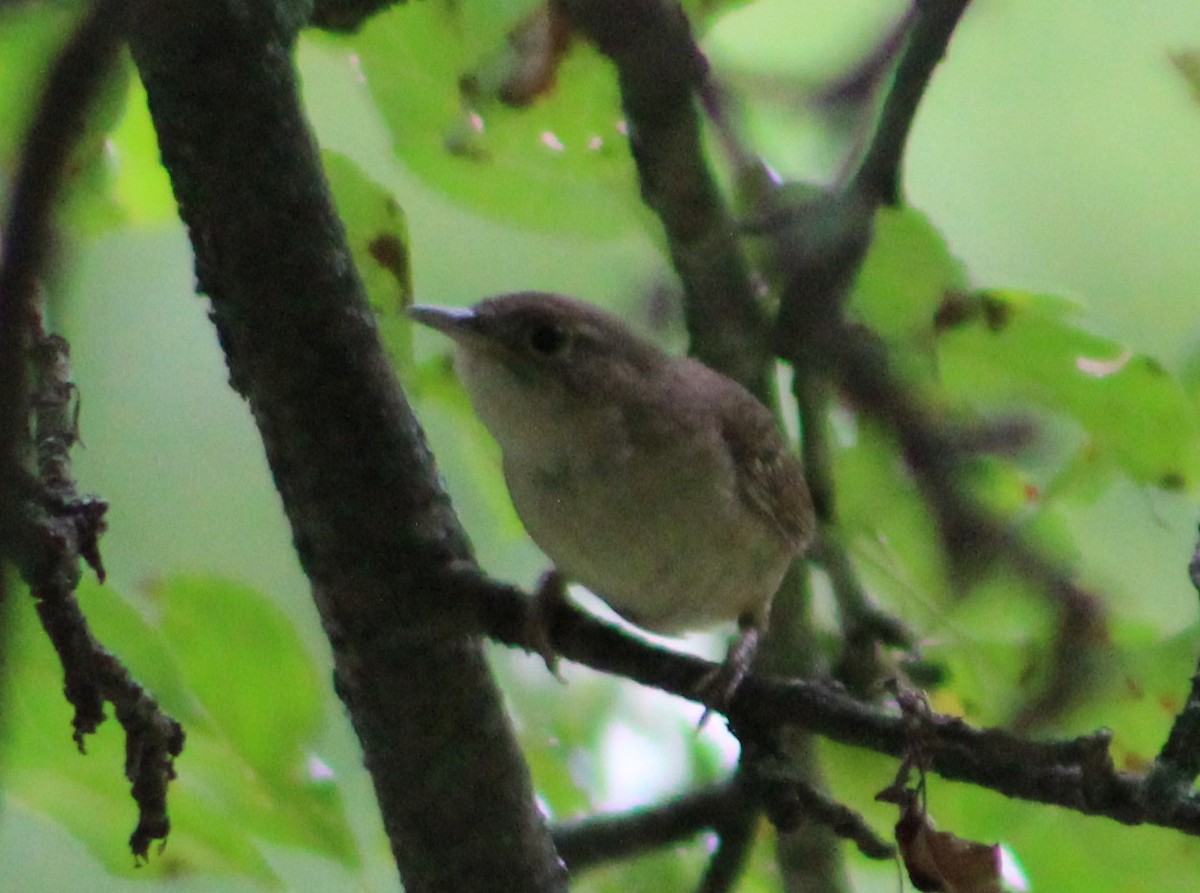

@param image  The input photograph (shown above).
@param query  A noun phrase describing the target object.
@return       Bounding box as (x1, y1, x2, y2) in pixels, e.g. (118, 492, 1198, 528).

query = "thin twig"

(695, 806, 756, 893)
(850, 0, 972, 205)
(0, 0, 187, 859)
(24, 334, 185, 860)
(1144, 529, 1200, 800)
(0, 0, 126, 561)
(552, 779, 745, 872)
(751, 753, 894, 860)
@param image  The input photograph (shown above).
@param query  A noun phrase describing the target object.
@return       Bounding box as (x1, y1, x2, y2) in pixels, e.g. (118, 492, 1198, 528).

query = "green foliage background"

(3, 1, 1200, 891)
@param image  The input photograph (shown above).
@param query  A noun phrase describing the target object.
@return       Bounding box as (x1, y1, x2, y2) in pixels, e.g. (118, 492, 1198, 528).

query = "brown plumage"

(409, 292, 815, 704)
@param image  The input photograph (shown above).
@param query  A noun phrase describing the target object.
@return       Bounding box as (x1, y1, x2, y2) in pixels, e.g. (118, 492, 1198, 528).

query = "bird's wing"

(719, 388, 815, 553)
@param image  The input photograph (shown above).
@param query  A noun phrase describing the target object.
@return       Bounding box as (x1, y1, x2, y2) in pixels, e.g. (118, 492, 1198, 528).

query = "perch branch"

(465, 570, 1200, 837)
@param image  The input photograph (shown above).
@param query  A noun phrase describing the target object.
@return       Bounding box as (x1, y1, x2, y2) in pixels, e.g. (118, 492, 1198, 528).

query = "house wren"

(409, 292, 815, 707)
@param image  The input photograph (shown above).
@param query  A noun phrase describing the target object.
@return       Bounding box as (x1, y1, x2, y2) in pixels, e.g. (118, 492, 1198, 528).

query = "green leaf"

(322, 149, 413, 372)
(0, 2, 176, 235)
(107, 78, 178, 227)
(849, 205, 968, 345)
(935, 290, 1200, 491)
(56, 56, 132, 236)
(319, 2, 648, 236)
(150, 576, 359, 864)
(835, 423, 951, 619)
(0, 2, 85, 166)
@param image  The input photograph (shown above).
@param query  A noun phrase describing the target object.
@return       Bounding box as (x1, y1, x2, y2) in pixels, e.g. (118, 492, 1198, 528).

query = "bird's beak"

(406, 304, 480, 340)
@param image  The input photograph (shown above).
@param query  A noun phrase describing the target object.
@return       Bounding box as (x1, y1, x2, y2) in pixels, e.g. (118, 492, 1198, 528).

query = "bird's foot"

(695, 618, 761, 727)
(526, 569, 567, 682)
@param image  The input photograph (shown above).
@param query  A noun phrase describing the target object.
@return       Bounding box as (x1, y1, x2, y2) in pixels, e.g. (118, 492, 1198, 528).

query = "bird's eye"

(527, 322, 570, 357)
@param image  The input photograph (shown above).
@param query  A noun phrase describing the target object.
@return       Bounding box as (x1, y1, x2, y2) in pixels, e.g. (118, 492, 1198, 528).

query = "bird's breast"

(503, 421, 794, 634)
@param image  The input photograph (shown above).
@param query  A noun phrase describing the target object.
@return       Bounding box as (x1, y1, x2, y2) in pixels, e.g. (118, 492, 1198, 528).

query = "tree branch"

(125, 1, 565, 889)
(695, 805, 756, 893)
(850, 0, 972, 206)
(552, 779, 745, 872)
(748, 750, 893, 860)
(0, 0, 124, 573)
(469, 571, 1200, 836)
(309, 0, 404, 34)
(24, 334, 185, 860)
(0, 0, 187, 859)
(558, 0, 771, 398)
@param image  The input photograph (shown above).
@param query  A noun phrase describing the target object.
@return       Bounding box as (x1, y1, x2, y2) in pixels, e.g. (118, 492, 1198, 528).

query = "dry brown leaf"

(894, 792, 1004, 893)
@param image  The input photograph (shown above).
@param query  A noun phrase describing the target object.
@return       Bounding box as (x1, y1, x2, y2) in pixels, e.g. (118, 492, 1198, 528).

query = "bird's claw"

(526, 569, 567, 682)
(694, 621, 761, 727)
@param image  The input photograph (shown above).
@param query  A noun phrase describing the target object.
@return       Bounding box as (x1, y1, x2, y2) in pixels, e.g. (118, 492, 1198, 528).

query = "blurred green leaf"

(323, 149, 413, 372)
(1065, 618, 1200, 764)
(849, 205, 967, 346)
(0, 2, 85, 167)
(150, 576, 358, 864)
(107, 78, 177, 227)
(0, 2, 175, 234)
(834, 423, 950, 620)
(936, 290, 1200, 491)
(320, 1, 649, 237)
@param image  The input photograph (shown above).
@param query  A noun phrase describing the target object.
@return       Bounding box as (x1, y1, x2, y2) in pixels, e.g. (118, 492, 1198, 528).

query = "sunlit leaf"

(850, 205, 967, 346)
(935, 290, 1200, 491)
(323, 149, 413, 372)
(107, 77, 177, 227)
(319, 1, 649, 237)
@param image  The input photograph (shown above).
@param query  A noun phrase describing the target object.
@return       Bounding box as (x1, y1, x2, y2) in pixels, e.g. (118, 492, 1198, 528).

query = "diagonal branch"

(126, 0, 565, 889)
(850, 0, 972, 206)
(557, 0, 771, 399)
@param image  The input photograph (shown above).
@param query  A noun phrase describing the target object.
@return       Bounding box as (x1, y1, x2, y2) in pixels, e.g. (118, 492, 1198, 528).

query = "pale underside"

(458, 342, 799, 634)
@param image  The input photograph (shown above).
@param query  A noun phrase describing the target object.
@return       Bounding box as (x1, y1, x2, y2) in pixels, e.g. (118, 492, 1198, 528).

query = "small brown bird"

(409, 292, 814, 707)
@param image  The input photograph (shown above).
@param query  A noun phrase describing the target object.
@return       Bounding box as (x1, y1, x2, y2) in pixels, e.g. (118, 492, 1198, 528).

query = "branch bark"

(125, 1, 565, 889)
(558, 0, 771, 400)
(472, 574, 1200, 837)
